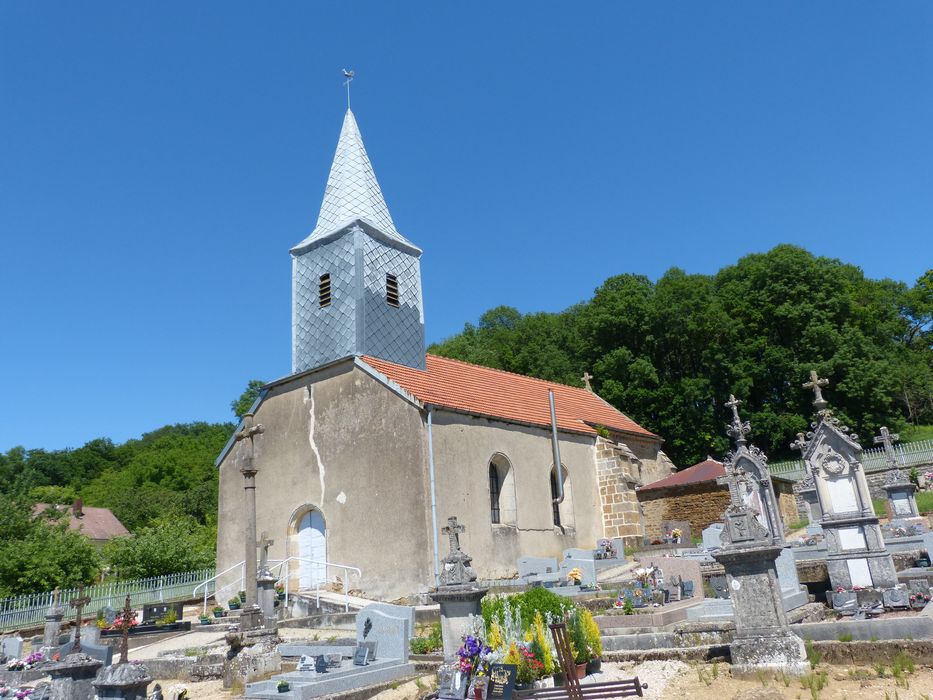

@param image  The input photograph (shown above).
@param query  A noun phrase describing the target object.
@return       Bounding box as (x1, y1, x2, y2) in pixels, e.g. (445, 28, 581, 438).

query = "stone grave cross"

(581, 372, 593, 392)
(442, 516, 465, 554)
(69, 584, 92, 653)
(874, 426, 900, 469)
(116, 595, 135, 664)
(803, 370, 829, 410)
(724, 394, 751, 443)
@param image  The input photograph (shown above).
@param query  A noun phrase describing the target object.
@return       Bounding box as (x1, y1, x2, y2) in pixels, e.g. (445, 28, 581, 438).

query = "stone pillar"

(45, 653, 104, 700)
(92, 661, 152, 700)
(595, 437, 644, 545)
(257, 568, 277, 627)
(235, 414, 265, 632)
(429, 516, 488, 659)
(714, 542, 807, 676)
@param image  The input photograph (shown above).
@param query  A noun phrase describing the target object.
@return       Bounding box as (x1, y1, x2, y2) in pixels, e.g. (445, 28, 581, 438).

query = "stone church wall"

(595, 436, 643, 544)
(430, 412, 602, 581)
(217, 360, 433, 601)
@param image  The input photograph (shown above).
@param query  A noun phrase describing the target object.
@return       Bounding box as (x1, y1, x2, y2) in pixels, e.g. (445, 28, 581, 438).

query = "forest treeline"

(0, 422, 233, 596)
(430, 246, 933, 466)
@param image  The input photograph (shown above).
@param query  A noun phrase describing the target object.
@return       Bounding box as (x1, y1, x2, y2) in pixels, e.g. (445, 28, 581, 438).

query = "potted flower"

(238, 590, 247, 603)
(670, 528, 683, 544)
(276, 680, 290, 693)
(567, 611, 589, 679)
(228, 597, 241, 610)
(581, 609, 602, 674)
(199, 614, 211, 625)
(275, 583, 286, 600)
(212, 606, 226, 618)
(566, 568, 583, 586)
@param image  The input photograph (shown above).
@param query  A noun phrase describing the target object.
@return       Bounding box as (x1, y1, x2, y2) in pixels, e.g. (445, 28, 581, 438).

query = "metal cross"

(234, 413, 265, 474)
(803, 370, 830, 410)
(581, 372, 593, 392)
(69, 584, 92, 653)
(874, 426, 900, 468)
(441, 516, 465, 554)
(116, 595, 135, 664)
(342, 68, 355, 109)
(724, 394, 751, 442)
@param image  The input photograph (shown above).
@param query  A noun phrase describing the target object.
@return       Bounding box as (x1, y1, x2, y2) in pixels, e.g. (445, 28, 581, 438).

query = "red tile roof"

(637, 458, 724, 492)
(32, 503, 130, 541)
(361, 354, 657, 439)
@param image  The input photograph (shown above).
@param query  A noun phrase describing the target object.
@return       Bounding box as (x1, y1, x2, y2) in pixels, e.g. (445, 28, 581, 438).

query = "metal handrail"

(194, 558, 362, 614)
(269, 557, 362, 612)
(194, 560, 245, 614)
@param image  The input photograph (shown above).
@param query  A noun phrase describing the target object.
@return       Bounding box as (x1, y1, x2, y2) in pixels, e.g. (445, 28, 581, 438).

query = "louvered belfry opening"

(386, 273, 400, 307)
(318, 273, 332, 307)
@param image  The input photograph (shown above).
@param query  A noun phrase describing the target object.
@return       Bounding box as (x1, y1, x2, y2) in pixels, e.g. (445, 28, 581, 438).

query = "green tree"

(104, 517, 216, 580)
(231, 380, 266, 420)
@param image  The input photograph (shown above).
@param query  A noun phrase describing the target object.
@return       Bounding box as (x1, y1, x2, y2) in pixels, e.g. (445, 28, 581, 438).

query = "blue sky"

(2, 2, 931, 452)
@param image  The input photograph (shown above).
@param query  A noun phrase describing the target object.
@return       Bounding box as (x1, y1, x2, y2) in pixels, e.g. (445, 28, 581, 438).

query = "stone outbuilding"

(637, 457, 798, 542)
(32, 500, 130, 547)
(214, 107, 676, 601)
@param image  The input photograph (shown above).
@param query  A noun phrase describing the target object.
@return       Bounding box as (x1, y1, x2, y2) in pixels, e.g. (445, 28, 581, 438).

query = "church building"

(215, 108, 675, 600)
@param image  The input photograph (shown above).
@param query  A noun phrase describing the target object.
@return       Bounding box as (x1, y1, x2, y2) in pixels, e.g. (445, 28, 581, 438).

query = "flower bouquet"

(6, 652, 45, 672)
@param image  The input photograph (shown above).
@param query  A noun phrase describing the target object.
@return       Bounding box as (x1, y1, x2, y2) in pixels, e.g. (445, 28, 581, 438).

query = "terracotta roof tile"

(33, 504, 130, 541)
(361, 354, 657, 439)
(637, 458, 724, 492)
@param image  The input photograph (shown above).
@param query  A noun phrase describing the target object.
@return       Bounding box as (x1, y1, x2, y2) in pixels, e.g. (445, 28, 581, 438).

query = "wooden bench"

(513, 623, 646, 699)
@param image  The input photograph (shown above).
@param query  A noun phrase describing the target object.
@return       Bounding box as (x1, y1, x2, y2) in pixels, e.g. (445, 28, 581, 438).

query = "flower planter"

(575, 663, 587, 679)
(277, 592, 286, 601)
(239, 592, 247, 603)
(229, 604, 241, 611)
(585, 659, 601, 675)
(213, 611, 225, 618)
(199, 618, 211, 626)
(276, 684, 290, 693)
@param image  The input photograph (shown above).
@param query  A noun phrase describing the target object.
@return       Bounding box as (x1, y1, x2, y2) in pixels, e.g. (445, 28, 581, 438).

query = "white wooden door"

(298, 510, 326, 589)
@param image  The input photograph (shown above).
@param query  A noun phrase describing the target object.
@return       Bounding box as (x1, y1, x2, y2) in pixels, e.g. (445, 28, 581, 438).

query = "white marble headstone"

(847, 558, 873, 587)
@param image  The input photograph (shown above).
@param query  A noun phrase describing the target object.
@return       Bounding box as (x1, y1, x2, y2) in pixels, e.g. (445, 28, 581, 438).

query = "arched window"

(489, 463, 501, 524)
(488, 454, 517, 526)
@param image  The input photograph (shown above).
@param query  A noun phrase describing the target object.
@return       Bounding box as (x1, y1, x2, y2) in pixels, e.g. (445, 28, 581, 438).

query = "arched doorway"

(297, 508, 327, 589)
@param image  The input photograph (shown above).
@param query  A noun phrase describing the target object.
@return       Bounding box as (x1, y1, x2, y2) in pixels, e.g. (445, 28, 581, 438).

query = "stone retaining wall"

(637, 484, 730, 542)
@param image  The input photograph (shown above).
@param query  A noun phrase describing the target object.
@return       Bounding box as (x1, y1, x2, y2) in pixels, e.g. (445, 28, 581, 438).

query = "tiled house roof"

(33, 503, 130, 541)
(361, 353, 657, 439)
(637, 458, 724, 492)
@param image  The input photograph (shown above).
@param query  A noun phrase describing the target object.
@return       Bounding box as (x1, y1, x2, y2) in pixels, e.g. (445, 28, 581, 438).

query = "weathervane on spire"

(342, 68, 355, 109)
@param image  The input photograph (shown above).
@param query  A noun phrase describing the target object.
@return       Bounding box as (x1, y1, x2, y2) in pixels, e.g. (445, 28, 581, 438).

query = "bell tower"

(291, 109, 425, 373)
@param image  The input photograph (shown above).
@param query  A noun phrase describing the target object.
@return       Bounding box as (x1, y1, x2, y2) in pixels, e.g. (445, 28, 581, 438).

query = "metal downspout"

(427, 405, 440, 585)
(549, 390, 564, 504)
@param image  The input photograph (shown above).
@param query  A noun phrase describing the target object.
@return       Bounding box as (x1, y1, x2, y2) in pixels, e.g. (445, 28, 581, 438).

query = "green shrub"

(917, 491, 933, 515)
(482, 587, 575, 630)
(410, 623, 443, 654)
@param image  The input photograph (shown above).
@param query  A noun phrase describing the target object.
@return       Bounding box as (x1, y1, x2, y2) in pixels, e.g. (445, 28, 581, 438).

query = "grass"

(872, 498, 889, 517)
(788, 518, 810, 531)
(800, 670, 829, 699)
(917, 491, 933, 515)
(903, 424, 933, 442)
(837, 632, 853, 642)
(805, 639, 821, 667)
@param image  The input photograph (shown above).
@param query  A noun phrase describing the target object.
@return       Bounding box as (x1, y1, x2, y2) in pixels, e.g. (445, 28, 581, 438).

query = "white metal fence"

(0, 568, 215, 632)
(769, 438, 933, 481)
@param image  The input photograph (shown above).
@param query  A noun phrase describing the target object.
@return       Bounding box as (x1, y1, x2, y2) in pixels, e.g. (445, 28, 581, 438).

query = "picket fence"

(0, 568, 215, 632)
(769, 438, 933, 482)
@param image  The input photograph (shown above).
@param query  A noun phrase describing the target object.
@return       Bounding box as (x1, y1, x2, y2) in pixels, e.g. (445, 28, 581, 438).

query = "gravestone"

(660, 520, 692, 544)
(487, 664, 517, 700)
(93, 661, 152, 700)
(430, 516, 489, 659)
(1, 635, 24, 660)
(296, 655, 315, 672)
(43, 589, 65, 649)
(702, 523, 724, 550)
(806, 523, 824, 537)
(792, 373, 897, 592)
(883, 467, 920, 519)
(352, 645, 369, 666)
(142, 602, 183, 623)
(775, 547, 808, 611)
(712, 394, 808, 676)
(101, 606, 118, 627)
(831, 590, 858, 615)
(355, 605, 409, 663)
(360, 602, 415, 640)
(883, 587, 910, 610)
(437, 664, 469, 700)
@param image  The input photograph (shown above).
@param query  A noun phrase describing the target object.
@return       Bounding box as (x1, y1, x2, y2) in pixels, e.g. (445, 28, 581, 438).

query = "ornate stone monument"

(713, 397, 807, 676)
(42, 587, 65, 649)
(429, 516, 488, 659)
(876, 427, 920, 519)
(791, 372, 897, 591)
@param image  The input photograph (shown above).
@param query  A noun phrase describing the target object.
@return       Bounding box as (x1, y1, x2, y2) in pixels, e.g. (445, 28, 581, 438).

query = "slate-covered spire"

(292, 109, 419, 253)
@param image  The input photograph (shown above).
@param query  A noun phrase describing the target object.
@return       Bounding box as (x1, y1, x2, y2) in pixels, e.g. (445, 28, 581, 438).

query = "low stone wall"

(813, 639, 933, 665)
